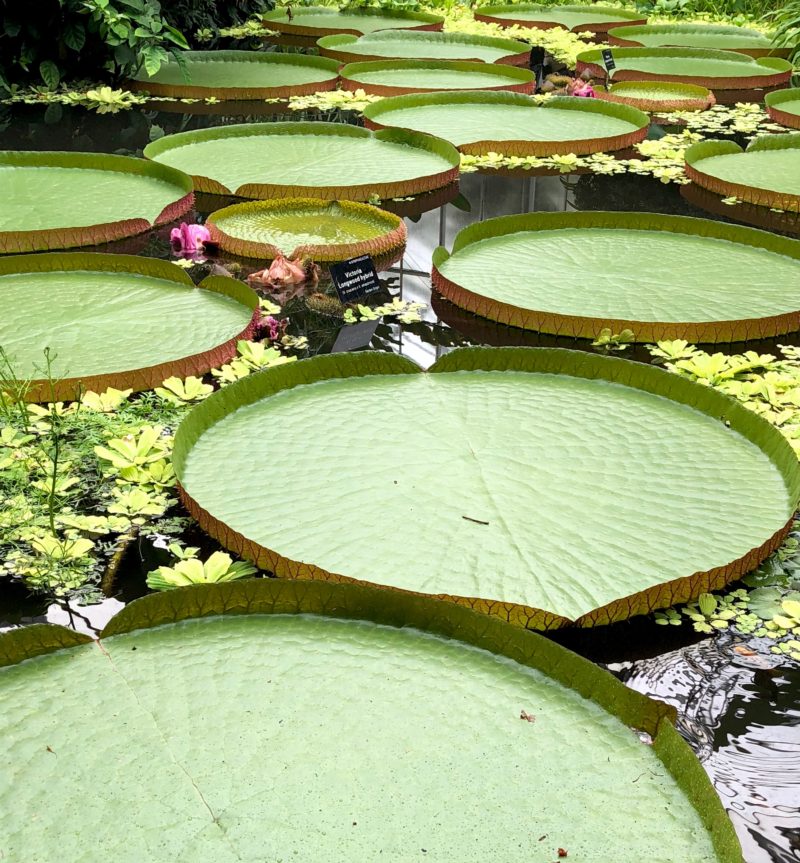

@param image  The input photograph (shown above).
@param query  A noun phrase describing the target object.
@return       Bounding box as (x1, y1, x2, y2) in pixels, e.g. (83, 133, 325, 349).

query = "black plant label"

(601, 49, 616, 71)
(330, 254, 381, 303)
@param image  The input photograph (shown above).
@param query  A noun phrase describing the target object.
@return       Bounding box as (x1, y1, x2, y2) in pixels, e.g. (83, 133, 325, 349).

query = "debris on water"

(462, 515, 490, 525)
(520, 710, 536, 723)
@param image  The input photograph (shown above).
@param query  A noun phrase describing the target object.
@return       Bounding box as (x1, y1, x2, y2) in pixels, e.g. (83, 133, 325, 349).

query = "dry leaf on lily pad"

(0, 580, 744, 862)
(172, 347, 800, 631)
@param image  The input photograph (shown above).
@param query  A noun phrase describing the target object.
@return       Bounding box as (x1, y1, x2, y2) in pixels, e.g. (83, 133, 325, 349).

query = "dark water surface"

(1, 102, 798, 862)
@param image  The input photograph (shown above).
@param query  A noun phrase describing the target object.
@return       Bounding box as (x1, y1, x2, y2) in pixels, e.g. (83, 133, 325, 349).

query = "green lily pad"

(173, 348, 800, 631)
(206, 198, 406, 262)
(685, 134, 800, 213)
(144, 121, 460, 200)
(431, 211, 800, 342)
(0, 253, 258, 401)
(317, 30, 531, 65)
(0, 580, 742, 862)
(598, 80, 715, 112)
(340, 59, 535, 95)
(262, 5, 443, 37)
(576, 47, 792, 91)
(128, 50, 340, 99)
(608, 23, 782, 57)
(0, 151, 193, 255)
(765, 88, 800, 130)
(363, 92, 649, 155)
(475, 3, 646, 33)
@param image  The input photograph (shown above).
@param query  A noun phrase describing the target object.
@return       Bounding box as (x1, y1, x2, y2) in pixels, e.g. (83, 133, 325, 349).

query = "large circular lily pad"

(262, 5, 443, 39)
(576, 47, 792, 91)
(0, 151, 193, 255)
(608, 23, 784, 57)
(475, 3, 646, 33)
(144, 121, 460, 200)
(127, 50, 340, 99)
(685, 134, 800, 213)
(597, 80, 715, 112)
(206, 198, 406, 262)
(174, 348, 800, 630)
(765, 88, 800, 129)
(363, 92, 649, 155)
(431, 211, 800, 342)
(0, 580, 741, 863)
(0, 253, 258, 401)
(317, 30, 531, 66)
(340, 59, 535, 95)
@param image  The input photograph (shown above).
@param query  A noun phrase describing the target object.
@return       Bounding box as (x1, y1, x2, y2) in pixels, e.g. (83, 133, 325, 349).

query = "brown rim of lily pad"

(362, 92, 650, 157)
(685, 135, 800, 213)
(606, 25, 790, 59)
(260, 6, 444, 39)
(172, 348, 800, 632)
(0, 252, 260, 402)
(339, 59, 535, 96)
(679, 182, 800, 236)
(595, 80, 715, 112)
(474, 4, 647, 33)
(0, 151, 193, 255)
(430, 211, 800, 343)
(143, 122, 461, 201)
(206, 198, 407, 263)
(316, 32, 532, 67)
(0, 579, 746, 863)
(765, 88, 800, 130)
(576, 48, 793, 91)
(126, 51, 340, 101)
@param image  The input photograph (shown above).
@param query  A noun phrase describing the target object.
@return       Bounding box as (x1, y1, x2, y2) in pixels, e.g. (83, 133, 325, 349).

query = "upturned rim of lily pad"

(317, 30, 532, 67)
(685, 134, 800, 213)
(127, 50, 341, 100)
(339, 59, 536, 96)
(261, 5, 444, 39)
(576, 46, 792, 91)
(172, 347, 800, 632)
(143, 121, 461, 201)
(206, 198, 407, 262)
(595, 80, 715, 113)
(0, 578, 743, 862)
(607, 22, 788, 58)
(0, 252, 259, 402)
(474, 3, 647, 34)
(0, 151, 193, 255)
(765, 88, 800, 130)
(362, 91, 650, 156)
(431, 210, 800, 342)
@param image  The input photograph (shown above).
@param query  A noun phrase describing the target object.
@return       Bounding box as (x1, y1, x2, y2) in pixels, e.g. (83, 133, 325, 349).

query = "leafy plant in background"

(146, 550, 257, 590)
(768, 0, 800, 62)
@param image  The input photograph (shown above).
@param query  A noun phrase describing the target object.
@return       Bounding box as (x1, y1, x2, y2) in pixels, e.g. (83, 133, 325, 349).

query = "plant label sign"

(330, 255, 381, 303)
(601, 49, 616, 72)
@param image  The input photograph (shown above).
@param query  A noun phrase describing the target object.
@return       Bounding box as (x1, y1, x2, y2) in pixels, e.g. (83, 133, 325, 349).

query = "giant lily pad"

(144, 121, 460, 200)
(262, 5, 443, 38)
(685, 134, 800, 213)
(597, 80, 715, 112)
(0, 253, 258, 401)
(431, 211, 800, 342)
(206, 198, 406, 262)
(174, 348, 800, 630)
(765, 88, 800, 129)
(0, 151, 193, 255)
(340, 59, 535, 95)
(127, 50, 340, 100)
(475, 3, 646, 34)
(608, 23, 785, 57)
(363, 92, 649, 155)
(0, 579, 742, 862)
(317, 30, 531, 66)
(576, 47, 792, 92)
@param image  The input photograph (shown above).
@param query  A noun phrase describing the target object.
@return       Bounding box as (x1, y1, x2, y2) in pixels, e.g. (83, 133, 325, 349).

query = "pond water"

(1, 101, 798, 862)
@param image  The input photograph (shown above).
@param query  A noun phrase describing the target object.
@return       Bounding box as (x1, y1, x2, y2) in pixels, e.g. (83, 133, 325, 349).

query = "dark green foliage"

(160, 0, 273, 44)
(0, 0, 188, 91)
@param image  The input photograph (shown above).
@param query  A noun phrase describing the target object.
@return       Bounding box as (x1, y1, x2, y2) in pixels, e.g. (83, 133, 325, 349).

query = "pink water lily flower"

(248, 254, 308, 289)
(170, 222, 211, 256)
(567, 79, 595, 98)
(260, 315, 288, 342)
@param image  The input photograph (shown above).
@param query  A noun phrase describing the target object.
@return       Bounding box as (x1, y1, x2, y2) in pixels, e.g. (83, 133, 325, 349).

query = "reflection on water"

(2, 103, 800, 862)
